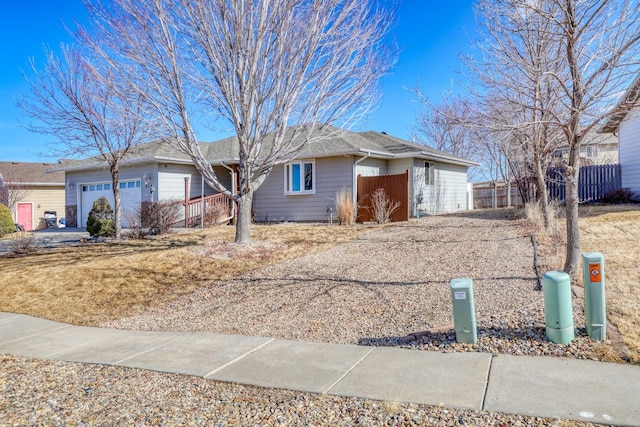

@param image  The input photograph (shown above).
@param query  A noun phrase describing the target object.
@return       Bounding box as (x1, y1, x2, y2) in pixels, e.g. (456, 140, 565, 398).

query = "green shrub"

(0, 204, 14, 237)
(86, 196, 115, 237)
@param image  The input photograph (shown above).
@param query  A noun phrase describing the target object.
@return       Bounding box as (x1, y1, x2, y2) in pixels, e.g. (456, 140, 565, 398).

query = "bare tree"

(82, 0, 396, 244)
(412, 92, 485, 181)
(468, 0, 640, 279)
(466, 0, 567, 228)
(549, 0, 640, 278)
(19, 45, 153, 240)
(0, 174, 31, 217)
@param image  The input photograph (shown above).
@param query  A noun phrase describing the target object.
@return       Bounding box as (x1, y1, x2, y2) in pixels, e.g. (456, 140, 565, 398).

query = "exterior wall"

(158, 163, 232, 202)
(388, 158, 413, 176)
(11, 186, 65, 230)
(412, 159, 468, 215)
(619, 109, 640, 194)
(579, 144, 619, 165)
(252, 156, 353, 222)
(355, 158, 387, 177)
(66, 163, 159, 206)
(66, 163, 159, 227)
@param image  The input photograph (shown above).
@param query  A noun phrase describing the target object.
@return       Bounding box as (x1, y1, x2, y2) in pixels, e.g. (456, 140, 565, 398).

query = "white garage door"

(79, 180, 141, 228)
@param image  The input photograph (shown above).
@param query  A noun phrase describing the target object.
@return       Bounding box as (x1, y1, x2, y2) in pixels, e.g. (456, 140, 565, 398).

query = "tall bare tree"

(469, 0, 640, 279)
(549, 0, 640, 278)
(0, 174, 30, 217)
(19, 45, 153, 240)
(82, 0, 396, 244)
(466, 0, 567, 229)
(413, 92, 485, 181)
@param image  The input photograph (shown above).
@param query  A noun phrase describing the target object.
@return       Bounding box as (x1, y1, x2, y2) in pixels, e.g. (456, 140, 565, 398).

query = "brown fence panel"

(357, 171, 409, 222)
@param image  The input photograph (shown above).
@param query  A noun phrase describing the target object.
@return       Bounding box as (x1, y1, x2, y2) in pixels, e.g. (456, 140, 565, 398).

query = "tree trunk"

(563, 142, 581, 280)
(234, 191, 253, 244)
(534, 153, 551, 229)
(111, 167, 122, 241)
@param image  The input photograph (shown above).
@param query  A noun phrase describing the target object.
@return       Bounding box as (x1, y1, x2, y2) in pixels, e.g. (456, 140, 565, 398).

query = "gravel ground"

(3, 212, 616, 426)
(104, 213, 611, 361)
(1, 354, 605, 426)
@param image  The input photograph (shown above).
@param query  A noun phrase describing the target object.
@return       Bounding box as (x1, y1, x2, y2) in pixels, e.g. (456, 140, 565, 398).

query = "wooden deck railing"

(184, 193, 233, 228)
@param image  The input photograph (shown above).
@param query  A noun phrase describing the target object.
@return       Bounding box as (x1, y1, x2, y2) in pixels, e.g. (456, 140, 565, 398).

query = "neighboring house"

(601, 74, 640, 195)
(551, 130, 619, 167)
(0, 161, 65, 231)
(52, 127, 478, 228)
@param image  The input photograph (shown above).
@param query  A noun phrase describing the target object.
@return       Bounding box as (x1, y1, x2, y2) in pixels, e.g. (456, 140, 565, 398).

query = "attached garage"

(78, 180, 141, 228)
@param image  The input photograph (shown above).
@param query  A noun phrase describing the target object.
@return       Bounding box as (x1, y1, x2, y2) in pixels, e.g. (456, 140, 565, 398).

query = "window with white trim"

(285, 160, 315, 194)
(424, 162, 435, 185)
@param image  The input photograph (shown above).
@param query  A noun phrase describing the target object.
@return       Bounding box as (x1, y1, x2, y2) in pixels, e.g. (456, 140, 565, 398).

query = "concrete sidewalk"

(1, 312, 638, 426)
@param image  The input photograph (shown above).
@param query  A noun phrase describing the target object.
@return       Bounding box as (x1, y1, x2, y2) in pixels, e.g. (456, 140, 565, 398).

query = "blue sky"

(0, 0, 477, 162)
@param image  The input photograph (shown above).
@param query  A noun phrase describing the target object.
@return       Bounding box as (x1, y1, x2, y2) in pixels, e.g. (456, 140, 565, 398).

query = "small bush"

(86, 196, 115, 238)
(141, 199, 182, 235)
(370, 188, 400, 224)
(335, 188, 355, 225)
(601, 188, 635, 205)
(204, 204, 224, 227)
(8, 232, 37, 254)
(0, 204, 15, 237)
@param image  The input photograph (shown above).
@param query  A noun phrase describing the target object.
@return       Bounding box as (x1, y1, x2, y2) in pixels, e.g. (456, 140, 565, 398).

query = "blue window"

(104, 183, 111, 190)
(97, 184, 103, 191)
(285, 160, 315, 194)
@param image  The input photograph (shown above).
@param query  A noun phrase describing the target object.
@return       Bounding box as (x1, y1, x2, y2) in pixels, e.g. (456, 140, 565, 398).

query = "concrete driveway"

(0, 228, 90, 256)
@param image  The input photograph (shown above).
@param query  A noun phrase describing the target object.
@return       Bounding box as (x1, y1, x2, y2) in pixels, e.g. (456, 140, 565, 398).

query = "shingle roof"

(601, 73, 640, 133)
(0, 161, 65, 185)
(53, 126, 478, 171)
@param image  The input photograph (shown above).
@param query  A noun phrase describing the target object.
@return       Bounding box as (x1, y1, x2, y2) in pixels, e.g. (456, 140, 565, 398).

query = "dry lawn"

(578, 205, 640, 363)
(0, 224, 375, 326)
(530, 203, 640, 363)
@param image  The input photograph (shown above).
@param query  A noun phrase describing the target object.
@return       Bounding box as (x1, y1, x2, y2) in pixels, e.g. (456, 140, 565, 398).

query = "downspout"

(201, 175, 205, 229)
(353, 152, 371, 220)
(220, 163, 236, 219)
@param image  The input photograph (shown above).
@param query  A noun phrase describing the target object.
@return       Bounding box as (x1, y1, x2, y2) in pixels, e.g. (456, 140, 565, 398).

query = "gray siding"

(66, 163, 158, 207)
(388, 158, 412, 176)
(253, 156, 353, 222)
(412, 159, 468, 215)
(620, 109, 640, 194)
(355, 158, 387, 176)
(157, 163, 230, 202)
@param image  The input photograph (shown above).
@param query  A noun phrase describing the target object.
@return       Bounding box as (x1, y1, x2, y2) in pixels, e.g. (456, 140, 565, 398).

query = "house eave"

(4, 182, 64, 187)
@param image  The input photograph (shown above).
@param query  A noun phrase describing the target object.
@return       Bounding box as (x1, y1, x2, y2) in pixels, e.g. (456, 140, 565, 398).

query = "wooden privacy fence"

(473, 182, 524, 208)
(547, 164, 622, 203)
(357, 171, 409, 222)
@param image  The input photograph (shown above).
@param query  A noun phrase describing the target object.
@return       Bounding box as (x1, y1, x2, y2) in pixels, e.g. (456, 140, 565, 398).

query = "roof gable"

(0, 161, 65, 185)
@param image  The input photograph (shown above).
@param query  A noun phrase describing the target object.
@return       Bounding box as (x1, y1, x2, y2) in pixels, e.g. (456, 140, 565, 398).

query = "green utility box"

(543, 271, 574, 345)
(582, 253, 606, 341)
(450, 278, 477, 344)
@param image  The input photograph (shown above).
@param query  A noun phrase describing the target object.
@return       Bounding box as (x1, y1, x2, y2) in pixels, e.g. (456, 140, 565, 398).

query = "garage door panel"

(80, 180, 141, 228)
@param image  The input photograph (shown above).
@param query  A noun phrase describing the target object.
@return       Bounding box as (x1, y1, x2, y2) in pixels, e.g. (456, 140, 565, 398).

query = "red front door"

(17, 203, 32, 231)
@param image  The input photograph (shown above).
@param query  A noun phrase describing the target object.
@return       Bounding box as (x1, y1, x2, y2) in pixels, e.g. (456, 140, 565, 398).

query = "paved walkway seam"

(203, 338, 276, 379)
(323, 347, 375, 394)
(0, 314, 23, 322)
(113, 335, 183, 365)
(481, 354, 495, 411)
(0, 324, 72, 346)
